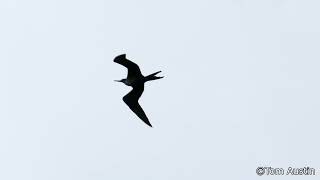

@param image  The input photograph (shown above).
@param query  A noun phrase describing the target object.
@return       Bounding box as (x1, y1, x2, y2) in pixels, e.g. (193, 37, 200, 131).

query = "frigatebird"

(114, 54, 163, 127)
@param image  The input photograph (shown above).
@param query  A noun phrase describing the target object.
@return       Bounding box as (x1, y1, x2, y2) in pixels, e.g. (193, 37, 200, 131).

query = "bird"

(114, 54, 163, 127)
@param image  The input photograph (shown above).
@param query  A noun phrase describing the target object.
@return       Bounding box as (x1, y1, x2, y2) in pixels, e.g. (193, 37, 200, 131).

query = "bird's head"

(114, 79, 126, 83)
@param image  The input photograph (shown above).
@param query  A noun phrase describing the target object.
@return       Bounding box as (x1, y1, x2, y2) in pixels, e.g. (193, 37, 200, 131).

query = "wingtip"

(144, 120, 153, 127)
(114, 54, 126, 62)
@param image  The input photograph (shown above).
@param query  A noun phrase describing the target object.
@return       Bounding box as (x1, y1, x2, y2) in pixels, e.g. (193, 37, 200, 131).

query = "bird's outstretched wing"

(122, 84, 152, 127)
(114, 54, 142, 78)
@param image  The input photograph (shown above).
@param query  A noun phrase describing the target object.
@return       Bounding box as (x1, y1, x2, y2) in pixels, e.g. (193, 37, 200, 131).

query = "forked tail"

(144, 71, 163, 82)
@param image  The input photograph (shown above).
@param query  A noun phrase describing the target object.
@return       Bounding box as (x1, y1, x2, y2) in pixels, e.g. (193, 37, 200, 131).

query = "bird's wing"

(114, 54, 142, 78)
(122, 84, 152, 127)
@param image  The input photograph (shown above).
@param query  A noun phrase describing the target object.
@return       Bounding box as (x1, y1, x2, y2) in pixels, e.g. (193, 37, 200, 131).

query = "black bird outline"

(114, 54, 163, 127)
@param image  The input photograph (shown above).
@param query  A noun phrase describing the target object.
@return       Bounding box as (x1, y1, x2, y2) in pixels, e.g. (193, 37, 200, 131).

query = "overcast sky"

(1, 0, 320, 179)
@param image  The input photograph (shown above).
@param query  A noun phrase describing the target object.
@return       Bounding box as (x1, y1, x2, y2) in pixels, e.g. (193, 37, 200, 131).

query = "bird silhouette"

(114, 54, 163, 127)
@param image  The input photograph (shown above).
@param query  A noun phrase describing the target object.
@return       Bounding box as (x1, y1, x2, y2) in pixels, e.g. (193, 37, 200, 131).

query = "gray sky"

(1, 0, 320, 179)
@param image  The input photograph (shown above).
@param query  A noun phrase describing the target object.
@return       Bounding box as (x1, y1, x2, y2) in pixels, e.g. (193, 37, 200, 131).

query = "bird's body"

(114, 54, 163, 127)
(123, 76, 140, 86)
